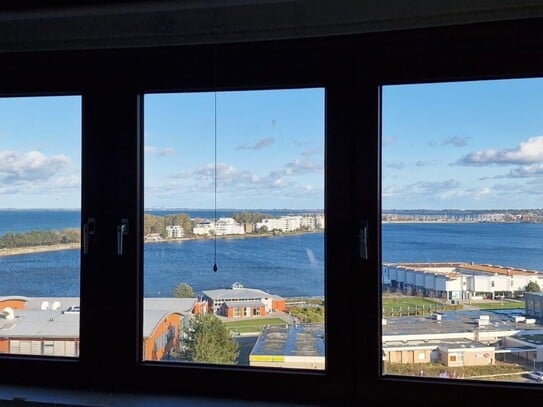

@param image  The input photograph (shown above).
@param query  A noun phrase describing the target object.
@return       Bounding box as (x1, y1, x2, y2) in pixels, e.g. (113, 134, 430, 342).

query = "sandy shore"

(0, 243, 80, 257)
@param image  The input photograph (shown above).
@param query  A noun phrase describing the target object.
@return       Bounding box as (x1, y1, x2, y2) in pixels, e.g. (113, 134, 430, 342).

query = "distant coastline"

(0, 230, 324, 257)
(0, 243, 80, 257)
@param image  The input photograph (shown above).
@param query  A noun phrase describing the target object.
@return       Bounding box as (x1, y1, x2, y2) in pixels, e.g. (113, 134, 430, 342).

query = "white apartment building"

(165, 225, 185, 238)
(193, 218, 244, 236)
(383, 262, 543, 302)
(257, 215, 324, 232)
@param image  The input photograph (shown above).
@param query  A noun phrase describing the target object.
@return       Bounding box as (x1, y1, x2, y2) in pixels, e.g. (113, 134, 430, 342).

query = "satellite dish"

(52, 301, 61, 310)
(41, 301, 50, 310)
(3, 307, 14, 320)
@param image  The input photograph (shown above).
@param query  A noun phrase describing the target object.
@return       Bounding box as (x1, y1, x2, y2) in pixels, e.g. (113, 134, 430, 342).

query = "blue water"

(2, 211, 543, 298)
(382, 222, 543, 271)
(0, 210, 324, 298)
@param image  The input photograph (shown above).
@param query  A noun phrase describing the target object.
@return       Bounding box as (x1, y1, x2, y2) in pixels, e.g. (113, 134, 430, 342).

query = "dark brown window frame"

(0, 16, 542, 406)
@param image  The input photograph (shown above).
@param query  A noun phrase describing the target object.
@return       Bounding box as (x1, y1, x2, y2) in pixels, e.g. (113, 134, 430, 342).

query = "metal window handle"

(359, 221, 368, 260)
(117, 219, 129, 256)
(83, 218, 96, 255)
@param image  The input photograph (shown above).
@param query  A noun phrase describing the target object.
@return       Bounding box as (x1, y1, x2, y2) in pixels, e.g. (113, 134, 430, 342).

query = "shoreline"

(0, 230, 324, 257)
(0, 243, 80, 257)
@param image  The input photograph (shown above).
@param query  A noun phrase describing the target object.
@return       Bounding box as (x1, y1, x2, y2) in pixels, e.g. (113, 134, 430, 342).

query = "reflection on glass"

(381, 78, 543, 383)
(0, 96, 81, 357)
(143, 89, 325, 369)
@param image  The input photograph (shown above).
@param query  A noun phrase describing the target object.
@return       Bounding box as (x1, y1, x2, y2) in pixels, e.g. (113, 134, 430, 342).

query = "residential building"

(193, 218, 244, 236)
(166, 225, 185, 238)
(202, 282, 285, 318)
(384, 262, 543, 301)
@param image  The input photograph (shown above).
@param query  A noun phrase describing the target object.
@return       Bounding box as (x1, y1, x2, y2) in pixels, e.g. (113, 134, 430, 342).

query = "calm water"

(0, 210, 324, 298)
(2, 210, 543, 297)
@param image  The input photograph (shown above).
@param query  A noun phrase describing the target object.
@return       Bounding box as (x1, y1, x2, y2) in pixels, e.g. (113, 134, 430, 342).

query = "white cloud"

(458, 136, 543, 165)
(144, 145, 175, 156)
(0, 150, 71, 183)
(443, 136, 469, 147)
(507, 163, 543, 178)
(236, 137, 275, 150)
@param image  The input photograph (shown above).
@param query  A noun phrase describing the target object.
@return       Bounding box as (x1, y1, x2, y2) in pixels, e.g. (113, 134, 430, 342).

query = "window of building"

(0, 95, 81, 359)
(381, 77, 543, 387)
(142, 88, 326, 370)
(2, 16, 543, 407)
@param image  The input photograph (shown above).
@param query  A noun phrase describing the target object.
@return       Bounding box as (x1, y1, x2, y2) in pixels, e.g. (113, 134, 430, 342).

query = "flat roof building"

(0, 297, 200, 361)
(384, 262, 543, 302)
(249, 323, 325, 370)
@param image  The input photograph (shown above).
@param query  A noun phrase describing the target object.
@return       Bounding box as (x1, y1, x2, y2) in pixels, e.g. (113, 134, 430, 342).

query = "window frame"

(361, 17, 543, 407)
(0, 16, 543, 406)
(0, 41, 359, 405)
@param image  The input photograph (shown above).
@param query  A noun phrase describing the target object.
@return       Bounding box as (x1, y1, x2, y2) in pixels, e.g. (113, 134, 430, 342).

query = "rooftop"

(250, 323, 325, 358)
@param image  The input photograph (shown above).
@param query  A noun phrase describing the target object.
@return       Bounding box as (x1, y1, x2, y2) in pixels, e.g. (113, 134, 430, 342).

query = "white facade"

(193, 218, 244, 236)
(214, 218, 244, 236)
(166, 225, 185, 238)
(256, 215, 324, 232)
(384, 263, 543, 301)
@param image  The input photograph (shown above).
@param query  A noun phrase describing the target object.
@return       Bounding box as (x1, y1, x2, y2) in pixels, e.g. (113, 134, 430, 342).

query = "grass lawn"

(384, 361, 528, 379)
(223, 317, 286, 333)
(382, 295, 461, 317)
(470, 300, 524, 310)
(382, 296, 442, 309)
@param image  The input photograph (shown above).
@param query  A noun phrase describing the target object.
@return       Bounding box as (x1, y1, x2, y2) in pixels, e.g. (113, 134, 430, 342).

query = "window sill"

(0, 385, 327, 407)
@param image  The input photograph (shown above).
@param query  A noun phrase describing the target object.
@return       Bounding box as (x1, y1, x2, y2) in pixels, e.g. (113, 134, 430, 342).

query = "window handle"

(83, 218, 96, 255)
(117, 218, 129, 256)
(359, 221, 368, 260)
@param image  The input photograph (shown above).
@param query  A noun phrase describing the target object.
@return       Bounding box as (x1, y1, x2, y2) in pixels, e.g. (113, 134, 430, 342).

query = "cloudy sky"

(0, 89, 324, 209)
(0, 96, 81, 209)
(6, 78, 543, 211)
(382, 78, 543, 210)
(144, 89, 324, 210)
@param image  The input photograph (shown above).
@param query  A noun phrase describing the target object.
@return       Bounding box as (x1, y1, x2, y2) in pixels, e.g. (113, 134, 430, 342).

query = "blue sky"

(0, 96, 81, 209)
(383, 78, 543, 210)
(0, 88, 324, 209)
(5, 79, 543, 211)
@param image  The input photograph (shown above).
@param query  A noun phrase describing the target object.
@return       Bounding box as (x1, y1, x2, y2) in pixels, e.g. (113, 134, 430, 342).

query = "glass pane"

(381, 78, 543, 383)
(143, 89, 325, 369)
(0, 96, 81, 358)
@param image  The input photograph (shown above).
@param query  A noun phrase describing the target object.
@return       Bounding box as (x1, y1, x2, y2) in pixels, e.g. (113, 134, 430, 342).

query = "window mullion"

(80, 90, 141, 388)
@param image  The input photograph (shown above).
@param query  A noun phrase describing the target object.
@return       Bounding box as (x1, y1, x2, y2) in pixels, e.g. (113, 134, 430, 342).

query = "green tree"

(184, 314, 239, 364)
(173, 282, 195, 298)
(526, 281, 541, 292)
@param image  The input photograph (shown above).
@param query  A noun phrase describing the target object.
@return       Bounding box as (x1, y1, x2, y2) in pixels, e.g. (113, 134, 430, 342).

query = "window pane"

(381, 78, 543, 383)
(0, 96, 81, 358)
(143, 89, 325, 369)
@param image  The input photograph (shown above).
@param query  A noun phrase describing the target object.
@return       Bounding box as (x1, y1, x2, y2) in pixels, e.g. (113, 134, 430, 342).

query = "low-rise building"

(0, 296, 204, 361)
(382, 308, 543, 367)
(384, 262, 543, 302)
(249, 323, 325, 369)
(202, 282, 285, 318)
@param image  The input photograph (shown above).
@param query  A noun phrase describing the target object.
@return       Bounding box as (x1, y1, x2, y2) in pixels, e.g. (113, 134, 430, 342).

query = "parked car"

(529, 371, 543, 382)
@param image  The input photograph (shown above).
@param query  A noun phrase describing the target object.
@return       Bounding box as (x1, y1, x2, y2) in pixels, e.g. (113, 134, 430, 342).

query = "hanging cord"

(213, 91, 218, 272)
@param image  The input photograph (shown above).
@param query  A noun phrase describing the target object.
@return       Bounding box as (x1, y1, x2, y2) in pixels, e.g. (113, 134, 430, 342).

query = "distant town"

(383, 209, 543, 223)
(144, 212, 325, 242)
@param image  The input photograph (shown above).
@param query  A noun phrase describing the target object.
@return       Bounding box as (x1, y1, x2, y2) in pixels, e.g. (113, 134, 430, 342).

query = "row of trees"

(0, 228, 80, 249)
(144, 213, 193, 238)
